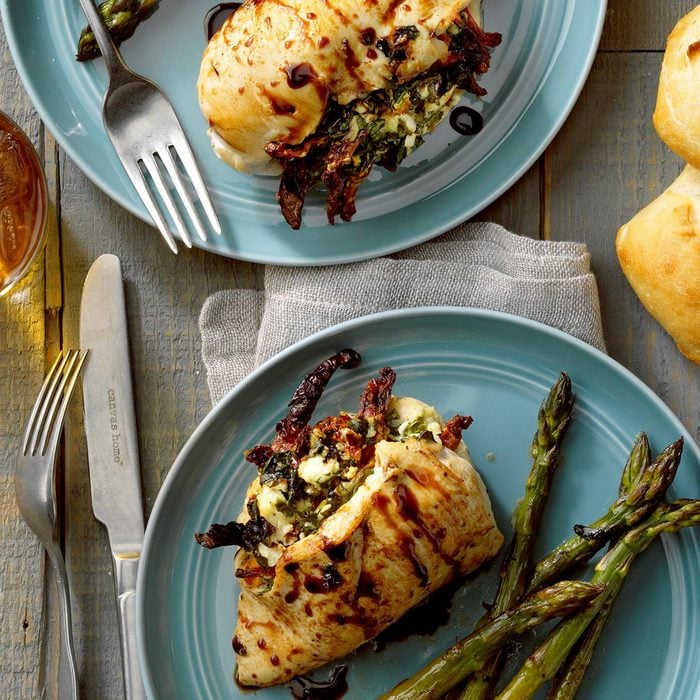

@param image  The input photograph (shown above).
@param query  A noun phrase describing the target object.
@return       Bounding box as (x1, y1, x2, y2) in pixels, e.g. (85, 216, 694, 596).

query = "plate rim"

(0, 0, 607, 266)
(135, 305, 699, 698)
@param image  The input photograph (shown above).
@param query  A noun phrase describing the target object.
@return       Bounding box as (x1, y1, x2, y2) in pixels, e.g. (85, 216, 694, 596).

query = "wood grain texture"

(473, 162, 542, 238)
(601, 0, 698, 52)
(0, 18, 51, 700)
(545, 50, 700, 441)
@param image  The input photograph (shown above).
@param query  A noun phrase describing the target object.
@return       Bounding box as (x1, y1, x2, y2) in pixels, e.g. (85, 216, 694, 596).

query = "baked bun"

(616, 165, 700, 364)
(197, 0, 482, 174)
(653, 5, 700, 169)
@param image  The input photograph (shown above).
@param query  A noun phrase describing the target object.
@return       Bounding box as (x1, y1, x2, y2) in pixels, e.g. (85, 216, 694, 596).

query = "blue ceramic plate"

(137, 308, 699, 699)
(0, 1, 605, 264)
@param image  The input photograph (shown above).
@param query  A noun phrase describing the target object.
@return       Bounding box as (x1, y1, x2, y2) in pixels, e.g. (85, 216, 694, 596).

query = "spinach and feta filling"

(195, 356, 474, 571)
(265, 10, 501, 229)
(246, 396, 466, 566)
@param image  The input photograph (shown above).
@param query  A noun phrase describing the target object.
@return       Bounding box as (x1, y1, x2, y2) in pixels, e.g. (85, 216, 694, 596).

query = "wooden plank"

(58, 158, 262, 698)
(546, 51, 700, 437)
(600, 0, 698, 52)
(39, 129, 65, 700)
(473, 162, 542, 238)
(0, 18, 51, 700)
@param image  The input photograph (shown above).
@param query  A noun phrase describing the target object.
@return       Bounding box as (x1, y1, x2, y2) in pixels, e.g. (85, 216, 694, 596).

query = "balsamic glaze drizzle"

(287, 665, 349, 699)
(205, 3, 242, 40)
(285, 62, 318, 89)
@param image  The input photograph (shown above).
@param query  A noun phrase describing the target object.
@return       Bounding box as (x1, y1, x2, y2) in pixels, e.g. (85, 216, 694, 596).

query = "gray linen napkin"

(200, 222, 606, 406)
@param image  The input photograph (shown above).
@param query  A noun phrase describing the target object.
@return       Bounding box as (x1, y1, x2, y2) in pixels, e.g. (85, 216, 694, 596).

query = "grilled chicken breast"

(196, 353, 502, 688)
(197, 0, 500, 226)
(199, 0, 482, 172)
(233, 437, 502, 686)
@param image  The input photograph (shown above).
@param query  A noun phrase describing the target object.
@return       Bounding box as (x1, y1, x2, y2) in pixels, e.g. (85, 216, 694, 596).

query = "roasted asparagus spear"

(460, 373, 575, 699)
(529, 435, 681, 590)
(543, 589, 617, 700)
(544, 432, 652, 699)
(380, 581, 603, 700)
(497, 499, 700, 700)
(76, 0, 159, 61)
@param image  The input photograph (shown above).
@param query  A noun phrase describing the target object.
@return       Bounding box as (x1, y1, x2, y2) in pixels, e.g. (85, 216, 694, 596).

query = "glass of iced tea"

(0, 110, 48, 297)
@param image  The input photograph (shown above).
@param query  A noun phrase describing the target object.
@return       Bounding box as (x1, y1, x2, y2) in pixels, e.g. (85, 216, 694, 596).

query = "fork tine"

(38, 350, 89, 457)
(36, 350, 79, 457)
(120, 157, 179, 254)
(22, 353, 66, 455)
(24, 353, 71, 456)
(159, 147, 208, 243)
(170, 134, 222, 235)
(142, 154, 193, 249)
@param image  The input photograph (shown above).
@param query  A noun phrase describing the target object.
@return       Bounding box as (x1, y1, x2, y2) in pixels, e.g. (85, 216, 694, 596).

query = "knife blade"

(80, 254, 146, 700)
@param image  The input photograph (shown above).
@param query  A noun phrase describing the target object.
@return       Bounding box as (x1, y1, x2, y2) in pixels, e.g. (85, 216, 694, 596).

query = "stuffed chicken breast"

(197, 0, 501, 228)
(196, 350, 503, 687)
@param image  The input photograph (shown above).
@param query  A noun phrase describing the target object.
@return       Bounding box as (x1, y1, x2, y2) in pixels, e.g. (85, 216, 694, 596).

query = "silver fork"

(78, 0, 222, 253)
(15, 350, 89, 700)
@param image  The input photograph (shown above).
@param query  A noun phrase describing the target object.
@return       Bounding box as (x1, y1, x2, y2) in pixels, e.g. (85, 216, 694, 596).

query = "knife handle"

(115, 556, 147, 700)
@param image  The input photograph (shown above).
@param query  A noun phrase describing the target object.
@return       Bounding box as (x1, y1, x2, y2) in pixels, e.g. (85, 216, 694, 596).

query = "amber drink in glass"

(0, 111, 48, 297)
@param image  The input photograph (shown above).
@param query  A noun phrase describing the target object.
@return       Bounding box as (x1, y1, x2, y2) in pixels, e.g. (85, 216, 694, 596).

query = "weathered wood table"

(1, 1, 699, 697)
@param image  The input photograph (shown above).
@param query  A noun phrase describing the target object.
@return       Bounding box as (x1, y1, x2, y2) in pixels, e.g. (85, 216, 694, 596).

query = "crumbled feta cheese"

(388, 396, 444, 442)
(257, 542, 282, 566)
(298, 456, 340, 485)
(400, 114, 417, 132)
(257, 485, 286, 519)
(256, 485, 294, 539)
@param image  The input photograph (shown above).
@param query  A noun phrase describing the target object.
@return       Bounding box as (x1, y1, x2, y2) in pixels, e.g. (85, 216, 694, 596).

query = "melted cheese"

(198, 0, 482, 173)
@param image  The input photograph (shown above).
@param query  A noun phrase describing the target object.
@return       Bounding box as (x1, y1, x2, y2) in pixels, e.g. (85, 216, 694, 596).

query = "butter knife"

(80, 254, 146, 700)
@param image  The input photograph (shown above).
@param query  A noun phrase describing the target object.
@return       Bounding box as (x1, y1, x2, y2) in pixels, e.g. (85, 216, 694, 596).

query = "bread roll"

(653, 5, 700, 169)
(616, 165, 700, 364)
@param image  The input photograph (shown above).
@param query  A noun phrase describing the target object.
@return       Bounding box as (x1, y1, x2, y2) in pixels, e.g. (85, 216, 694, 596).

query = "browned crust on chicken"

(233, 439, 503, 686)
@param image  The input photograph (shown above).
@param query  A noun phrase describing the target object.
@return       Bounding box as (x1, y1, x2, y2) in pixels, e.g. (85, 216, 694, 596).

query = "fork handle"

(45, 543, 79, 700)
(58, 639, 79, 700)
(78, 0, 133, 85)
